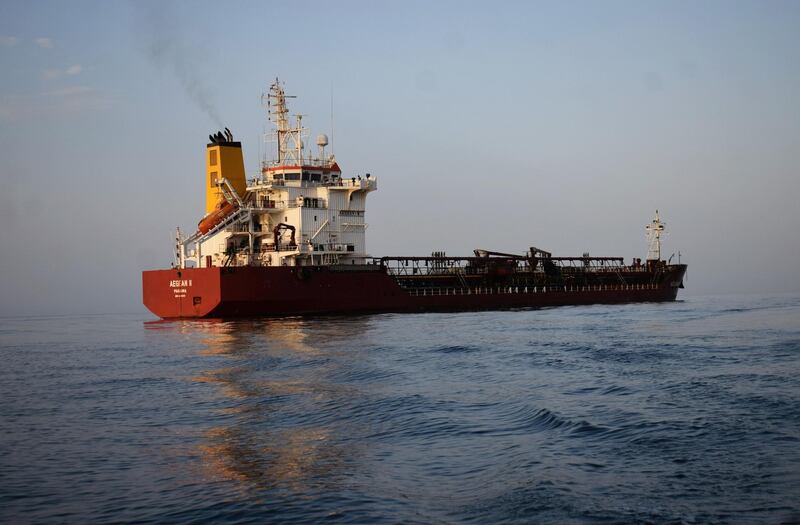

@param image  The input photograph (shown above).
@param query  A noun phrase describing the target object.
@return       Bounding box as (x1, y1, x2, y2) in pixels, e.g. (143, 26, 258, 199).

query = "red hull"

(142, 265, 686, 319)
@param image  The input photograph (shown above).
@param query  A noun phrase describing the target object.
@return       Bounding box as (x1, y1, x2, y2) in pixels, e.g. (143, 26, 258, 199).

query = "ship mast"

(263, 78, 308, 165)
(645, 210, 666, 261)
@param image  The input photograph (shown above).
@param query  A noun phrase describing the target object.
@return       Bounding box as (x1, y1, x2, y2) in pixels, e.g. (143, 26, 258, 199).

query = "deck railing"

(404, 283, 660, 297)
(249, 177, 376, 190)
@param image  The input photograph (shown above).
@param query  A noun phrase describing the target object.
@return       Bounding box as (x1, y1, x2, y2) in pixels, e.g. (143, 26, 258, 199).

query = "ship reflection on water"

(185, 317, 371, 494)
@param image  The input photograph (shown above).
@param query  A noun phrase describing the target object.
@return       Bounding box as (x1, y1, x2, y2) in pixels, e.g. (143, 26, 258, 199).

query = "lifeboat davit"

(198, 199, 239, 234)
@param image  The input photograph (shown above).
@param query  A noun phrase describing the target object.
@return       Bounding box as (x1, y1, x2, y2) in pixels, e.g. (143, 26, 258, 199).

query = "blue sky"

(1, 1, 799, 315)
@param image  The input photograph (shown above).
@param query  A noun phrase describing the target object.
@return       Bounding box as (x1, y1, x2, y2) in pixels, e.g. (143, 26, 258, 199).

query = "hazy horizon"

(1, 1, 799, 316)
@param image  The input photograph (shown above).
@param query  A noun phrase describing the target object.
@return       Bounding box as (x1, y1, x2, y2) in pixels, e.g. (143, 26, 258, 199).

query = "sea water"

(1, 294, 799, 523)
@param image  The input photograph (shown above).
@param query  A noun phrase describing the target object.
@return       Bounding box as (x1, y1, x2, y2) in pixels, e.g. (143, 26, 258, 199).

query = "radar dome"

(316, 134, 329, 147)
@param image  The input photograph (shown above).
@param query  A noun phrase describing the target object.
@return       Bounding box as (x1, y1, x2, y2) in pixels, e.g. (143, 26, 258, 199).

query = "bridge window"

(209, 150, 217, 166)
(209, 171, 218, 187)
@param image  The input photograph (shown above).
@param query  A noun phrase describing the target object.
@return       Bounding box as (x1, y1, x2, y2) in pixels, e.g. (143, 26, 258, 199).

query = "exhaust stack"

(205, 129, 246, 215)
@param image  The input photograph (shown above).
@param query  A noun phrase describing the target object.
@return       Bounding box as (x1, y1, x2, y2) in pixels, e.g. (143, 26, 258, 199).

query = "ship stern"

(142, 267, 222, 319)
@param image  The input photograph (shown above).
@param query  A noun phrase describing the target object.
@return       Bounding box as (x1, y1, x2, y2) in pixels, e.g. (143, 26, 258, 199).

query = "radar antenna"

(645, 210, 666, 261)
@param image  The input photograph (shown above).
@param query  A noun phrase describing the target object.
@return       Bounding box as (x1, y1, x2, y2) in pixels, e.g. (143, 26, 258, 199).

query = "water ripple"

(1, 294, 799, 523)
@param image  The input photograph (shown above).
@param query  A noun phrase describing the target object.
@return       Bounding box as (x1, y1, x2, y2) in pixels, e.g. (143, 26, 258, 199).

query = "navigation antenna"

(261, 78, 308, 165)
(645, 210, 666, 261)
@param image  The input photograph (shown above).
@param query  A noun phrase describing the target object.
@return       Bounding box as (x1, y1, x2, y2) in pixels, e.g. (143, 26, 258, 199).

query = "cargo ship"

(142, 79, 686, 319)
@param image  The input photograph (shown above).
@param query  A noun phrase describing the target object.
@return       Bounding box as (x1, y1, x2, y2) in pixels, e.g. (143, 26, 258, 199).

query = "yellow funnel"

(206, 135, 246, 215)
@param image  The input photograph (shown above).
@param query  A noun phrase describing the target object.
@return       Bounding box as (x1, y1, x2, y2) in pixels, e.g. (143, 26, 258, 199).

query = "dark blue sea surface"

(2, 294, 799, 523)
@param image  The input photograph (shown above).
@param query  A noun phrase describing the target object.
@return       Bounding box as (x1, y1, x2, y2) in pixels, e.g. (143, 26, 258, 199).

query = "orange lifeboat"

(198, 199, 238, 234)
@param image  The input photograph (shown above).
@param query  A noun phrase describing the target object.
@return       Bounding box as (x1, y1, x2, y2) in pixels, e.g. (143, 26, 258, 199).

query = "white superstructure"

(177, 78, 377, 269)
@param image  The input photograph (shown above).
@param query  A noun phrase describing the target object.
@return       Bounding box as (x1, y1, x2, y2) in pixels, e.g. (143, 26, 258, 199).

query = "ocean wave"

(4, 296, 800, 523)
